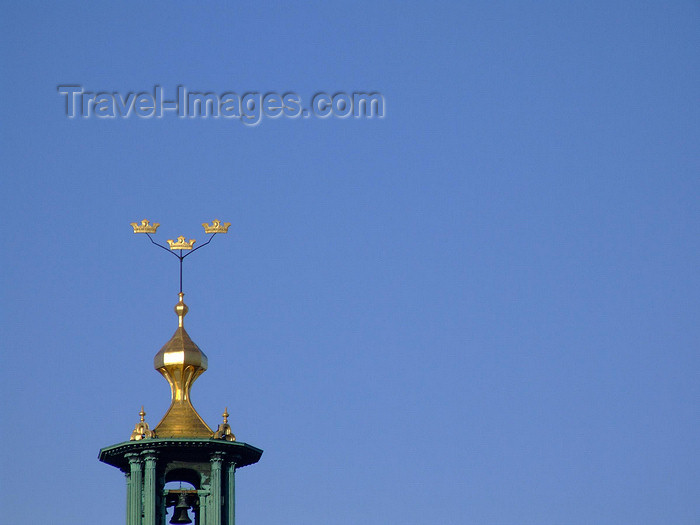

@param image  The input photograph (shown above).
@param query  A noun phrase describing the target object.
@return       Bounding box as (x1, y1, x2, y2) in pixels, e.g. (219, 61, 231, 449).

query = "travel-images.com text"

(58, 85, 385, 126)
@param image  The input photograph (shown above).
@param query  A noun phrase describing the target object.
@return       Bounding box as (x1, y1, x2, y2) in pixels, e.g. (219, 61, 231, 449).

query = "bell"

(170, 493, 192, 524)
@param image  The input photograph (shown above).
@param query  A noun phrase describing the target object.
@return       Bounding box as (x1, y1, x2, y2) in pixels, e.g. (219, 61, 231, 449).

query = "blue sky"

(1, 1, 698, 524)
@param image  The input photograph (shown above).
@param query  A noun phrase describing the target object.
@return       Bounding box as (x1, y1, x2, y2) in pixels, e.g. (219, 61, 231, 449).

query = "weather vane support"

(130, 219, 231, 293)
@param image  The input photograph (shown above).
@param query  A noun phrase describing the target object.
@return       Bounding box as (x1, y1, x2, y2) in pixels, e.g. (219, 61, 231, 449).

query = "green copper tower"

(100, 220, 262, 525)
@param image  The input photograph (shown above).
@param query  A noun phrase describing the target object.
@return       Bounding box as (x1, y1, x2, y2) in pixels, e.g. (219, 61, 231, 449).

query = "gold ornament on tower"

(152, 293, 212, 438)
(202, 219, 231, 233)
(167, 236, 196, 250)
(130, 219, 160, 233)
(213, 408, 236, 441)
(125, 219, 232, 438)
(130, 406, 156, 440)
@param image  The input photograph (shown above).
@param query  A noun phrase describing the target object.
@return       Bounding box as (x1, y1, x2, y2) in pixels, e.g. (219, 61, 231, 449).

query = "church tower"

(99, 220, 262, 525)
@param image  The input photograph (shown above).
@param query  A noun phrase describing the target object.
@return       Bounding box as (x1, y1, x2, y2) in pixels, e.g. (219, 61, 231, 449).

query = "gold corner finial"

(130, 219, 160, 233)
(167, 236, 196, 250)
(130, 405, 156, 441)
(203, 219, 231, 234)
(175, 292, 188, 327)
(213, 407, 236, 441)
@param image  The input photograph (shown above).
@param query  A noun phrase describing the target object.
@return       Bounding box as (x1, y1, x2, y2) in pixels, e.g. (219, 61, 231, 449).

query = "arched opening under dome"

(165, 468, 202, 489)
(164, 479, 198, 525)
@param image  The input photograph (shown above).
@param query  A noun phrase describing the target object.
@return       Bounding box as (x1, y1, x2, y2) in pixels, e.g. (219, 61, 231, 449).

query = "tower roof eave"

(99, 439, 263, 471)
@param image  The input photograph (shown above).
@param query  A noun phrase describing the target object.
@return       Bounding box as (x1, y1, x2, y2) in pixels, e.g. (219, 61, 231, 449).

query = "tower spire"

(127, 219, 231, 436)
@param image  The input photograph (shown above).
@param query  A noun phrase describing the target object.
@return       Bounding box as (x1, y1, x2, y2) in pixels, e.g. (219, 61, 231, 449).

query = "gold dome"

(153, 293, 213, 438)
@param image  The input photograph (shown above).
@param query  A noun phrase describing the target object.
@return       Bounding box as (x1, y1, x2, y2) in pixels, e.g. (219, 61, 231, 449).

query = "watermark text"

(57, 85, 385, 125)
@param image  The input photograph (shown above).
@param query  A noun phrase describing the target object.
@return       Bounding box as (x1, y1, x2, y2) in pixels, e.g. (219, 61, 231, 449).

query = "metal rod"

(182, 233, 217, 259)
(143, 232, 220, 295)
(146, 233, 180, 258)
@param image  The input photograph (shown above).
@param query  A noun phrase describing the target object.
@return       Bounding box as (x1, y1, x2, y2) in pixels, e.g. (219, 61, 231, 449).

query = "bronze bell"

(170, 493, 192, 524)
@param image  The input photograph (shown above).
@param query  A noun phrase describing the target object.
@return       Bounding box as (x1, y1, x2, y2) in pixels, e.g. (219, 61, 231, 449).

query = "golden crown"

(167, 236, 196, 250)
(130, 219, 160, 233)
(203, 219, 231, 234)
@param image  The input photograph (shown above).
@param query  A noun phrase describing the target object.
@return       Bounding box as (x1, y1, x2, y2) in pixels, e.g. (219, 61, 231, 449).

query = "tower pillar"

(126, 453, 143, 525)
(226, 462, 236, 525)
(143, 451, 158, 525)
(199, 491, 208, 525)
(209, 453, 224, 524)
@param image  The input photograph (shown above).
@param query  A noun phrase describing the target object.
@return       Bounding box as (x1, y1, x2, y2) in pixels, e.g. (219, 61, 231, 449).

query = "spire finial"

(214, 407, 235, 441)
(175, 292, 188, 328)
(130, 405, 156, 440)
(130, 218, 230, 294)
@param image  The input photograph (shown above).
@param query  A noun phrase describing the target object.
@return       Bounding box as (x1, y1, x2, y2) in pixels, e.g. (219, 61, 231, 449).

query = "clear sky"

(1, 2, 698, 524)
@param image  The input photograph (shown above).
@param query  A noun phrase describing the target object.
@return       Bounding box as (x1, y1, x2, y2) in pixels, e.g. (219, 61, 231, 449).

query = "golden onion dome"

(152, 293, 213, 438)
